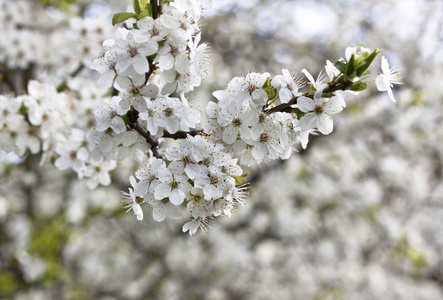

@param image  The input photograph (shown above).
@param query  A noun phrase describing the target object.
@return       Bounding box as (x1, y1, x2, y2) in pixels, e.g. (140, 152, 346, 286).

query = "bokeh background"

(1, 0, 443, 299)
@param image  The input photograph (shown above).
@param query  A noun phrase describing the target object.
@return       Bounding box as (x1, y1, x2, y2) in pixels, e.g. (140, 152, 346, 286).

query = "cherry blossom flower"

(94, 96, 127, 134)
(376, 56, 403, 102)
(271, 69, 304, 103)
(122, 183, 143, 221)
(298, 89, 346, 135)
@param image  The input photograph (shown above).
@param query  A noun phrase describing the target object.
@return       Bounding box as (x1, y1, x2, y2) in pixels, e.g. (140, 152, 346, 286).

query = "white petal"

(111, 117, 126, 134)
(299, 113, 317, 131)
(302, 69, 316, 86)
(152, 203, 166, 222)
(251, 89, 268, 106)
(132, 55, 150, 74)
(116, 57, 132, 73)
(279, 88, 293, 104)
(98, 70, 115, 89)
(297, 96, 315, 112)
(387, 87, 396, 102)
(139, 42, 158, 56)
(169, 189, 184, 205)
(154, 183, 171, 200)
(98, 171, 111, 186)
(376, 75, 389, 92)
(252, 143, 267, 160)
(133, 203, 143, 220)
(271, 74, 286, 88)
(223, 126, 238, 144)
(159, 53, 174, 70)
(324, 96, 345, 115)
(316, 114, 333, 135)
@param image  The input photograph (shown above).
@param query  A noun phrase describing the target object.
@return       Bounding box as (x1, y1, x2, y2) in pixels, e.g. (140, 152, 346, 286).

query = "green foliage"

(292, 108, 306, 120)
(0, 271, 17, 298)
(349, 81, 367, 92)
(295, 165, 310, 182)
(262, 77, 277, 100)
(313, 283, 345, 300)
(29, 216, 71, 284)
(388, 233, 428, 276)
(112, 0, 155, 25)
(343, 46, 380, 82)
(37, 0, 77, 13)
(234, 172, 249, 185)
(112, 12, 139, 26)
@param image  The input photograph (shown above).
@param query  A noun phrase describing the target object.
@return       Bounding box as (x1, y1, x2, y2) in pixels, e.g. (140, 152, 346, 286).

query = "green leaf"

(234, 172, 249, 186)
(357, 44, 371, 55)
(112, 12, 138, 26)
(349, 81, 367, 92)
(292, 108, 306, 119)
(234, 176, 246, 185)
(141, 0, 149, 9)
(262, 77, 277, 100)
(265, 86, 277, 100)
(138, 4, 153, 19)
(334, 61, 346, 73)
(355, 48, 380, 77)
(133, 0, 142, 14)
(321, 92, 335, 98)
(345, 53, 356, 77)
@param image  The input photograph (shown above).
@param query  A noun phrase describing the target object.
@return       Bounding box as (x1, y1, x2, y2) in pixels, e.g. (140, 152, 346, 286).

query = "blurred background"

(1, 0, 443, 299)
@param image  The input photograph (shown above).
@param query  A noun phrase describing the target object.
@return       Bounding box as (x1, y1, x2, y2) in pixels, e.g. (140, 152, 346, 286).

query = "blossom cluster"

(0, 1, 113, 76)
(0, 0, 402, 235)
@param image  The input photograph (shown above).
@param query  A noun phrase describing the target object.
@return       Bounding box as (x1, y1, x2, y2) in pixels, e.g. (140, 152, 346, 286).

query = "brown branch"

(162, 129, 204, 139)
(145, 59, 155, 85)
(264, 96, 299, 114)
(127, 109, 162, 158)
(70, 64, 84, 77)
(134, 122, 162, 159)
(0, 66, 18, 94)
(151, 0, 159, 19)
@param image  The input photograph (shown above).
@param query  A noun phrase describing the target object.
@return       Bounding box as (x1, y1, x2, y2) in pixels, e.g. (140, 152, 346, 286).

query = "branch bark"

(264, 96, 298, 114)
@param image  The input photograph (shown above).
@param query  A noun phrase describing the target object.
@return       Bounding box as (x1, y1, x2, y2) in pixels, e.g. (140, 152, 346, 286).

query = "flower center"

(314, 105, 324, 115)
(131, 86, 140, 95)
(170, 179, 179, 190)
(164, 107, 174, 117)
(232, 118, 242, 127)
(259, 133, 270, 143)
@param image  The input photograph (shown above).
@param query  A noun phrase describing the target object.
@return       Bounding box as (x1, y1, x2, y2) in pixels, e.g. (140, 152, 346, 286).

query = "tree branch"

(162, 129, 204, 139)
(151, 0, 159, 19)
(0, 65, 18, 94)
(70, 64, 84, 78)
(264, 96, 298, 114)
(127, 109, 162, 159)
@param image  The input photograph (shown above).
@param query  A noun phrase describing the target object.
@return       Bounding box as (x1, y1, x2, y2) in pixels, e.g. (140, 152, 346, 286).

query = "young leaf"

(112, 12, 138, 26)
(133, 0, 142, 14)
(356, 48, 380, 77)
